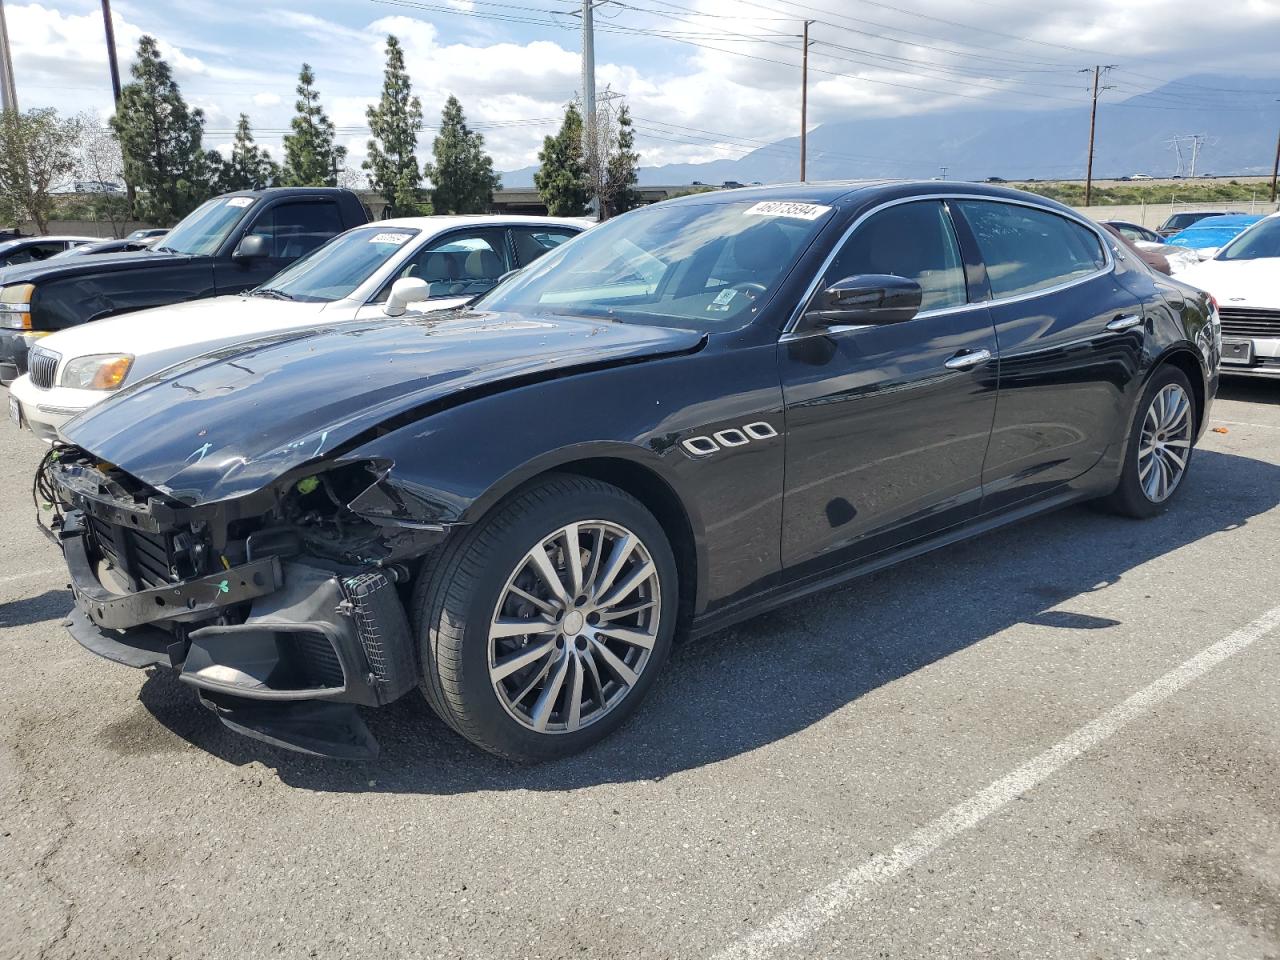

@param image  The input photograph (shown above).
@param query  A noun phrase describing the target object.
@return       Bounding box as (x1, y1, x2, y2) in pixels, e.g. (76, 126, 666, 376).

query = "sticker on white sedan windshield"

(743, 201, 831, 221)
(225, 197, 254, 208)
(368, 232, 414, 245)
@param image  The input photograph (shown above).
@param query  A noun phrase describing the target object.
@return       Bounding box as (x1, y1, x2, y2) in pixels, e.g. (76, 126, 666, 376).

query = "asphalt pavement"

(1, 380, 1278, 960)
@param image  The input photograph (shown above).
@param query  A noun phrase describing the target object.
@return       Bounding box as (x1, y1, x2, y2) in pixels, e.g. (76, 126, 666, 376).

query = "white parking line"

(0, 567, 61, 586)
(713, 601, 1280, 960)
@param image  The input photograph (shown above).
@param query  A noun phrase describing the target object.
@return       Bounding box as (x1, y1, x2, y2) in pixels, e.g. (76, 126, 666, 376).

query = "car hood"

(0, 248, 189, 285)
(1177, 258, 1280, 307)
(62, 310, 706, 504)
(35, 295, 333, 365)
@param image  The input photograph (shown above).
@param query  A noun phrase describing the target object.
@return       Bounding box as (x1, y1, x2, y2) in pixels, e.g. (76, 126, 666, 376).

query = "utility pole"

(1083, 64, 1116, 208)
(0, 0, 18, 113)
(580, 0, 599, 216)
(1271, 101, 1279, 203)
(100, 0, 135, 219)
(800, 20, 812, 182)
(101, 0, 123, 103)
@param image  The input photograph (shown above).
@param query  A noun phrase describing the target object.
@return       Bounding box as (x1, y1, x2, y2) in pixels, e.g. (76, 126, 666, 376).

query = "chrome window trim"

(781, 193, 1114, 336)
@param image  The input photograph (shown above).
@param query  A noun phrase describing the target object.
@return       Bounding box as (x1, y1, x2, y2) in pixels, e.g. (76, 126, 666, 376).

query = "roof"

(370, 214, 592, 230)
(1175, 214, 1264, 230)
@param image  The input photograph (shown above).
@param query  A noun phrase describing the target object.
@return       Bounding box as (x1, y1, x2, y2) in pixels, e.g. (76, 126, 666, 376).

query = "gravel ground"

(1, 379, 1277, 960)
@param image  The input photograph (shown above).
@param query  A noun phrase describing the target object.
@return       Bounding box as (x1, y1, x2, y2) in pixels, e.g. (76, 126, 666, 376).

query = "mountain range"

(503, 74, 1280, 186)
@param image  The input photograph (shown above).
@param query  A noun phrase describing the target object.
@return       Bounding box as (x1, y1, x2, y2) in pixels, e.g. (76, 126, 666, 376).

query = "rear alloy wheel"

(413, 475, 677, 760)
(1101, 365, 1196, 518)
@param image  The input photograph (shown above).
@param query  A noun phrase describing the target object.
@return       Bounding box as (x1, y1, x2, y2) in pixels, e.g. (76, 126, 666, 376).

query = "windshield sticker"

(707, 288, 738, 312)
(225, 197, 254, 208)
(744, 201, 832, 221)
(368, 232, 414, 245)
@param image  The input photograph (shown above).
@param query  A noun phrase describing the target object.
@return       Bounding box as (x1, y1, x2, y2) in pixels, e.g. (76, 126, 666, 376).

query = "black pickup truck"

(0, 187, 369, 384)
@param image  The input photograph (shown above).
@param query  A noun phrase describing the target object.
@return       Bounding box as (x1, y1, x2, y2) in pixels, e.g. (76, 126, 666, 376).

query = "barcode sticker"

(743, 201, 832, 221)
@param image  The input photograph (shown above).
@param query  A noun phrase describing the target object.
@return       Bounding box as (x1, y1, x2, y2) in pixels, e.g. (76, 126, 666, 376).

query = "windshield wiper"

(249, 288, 296, 301)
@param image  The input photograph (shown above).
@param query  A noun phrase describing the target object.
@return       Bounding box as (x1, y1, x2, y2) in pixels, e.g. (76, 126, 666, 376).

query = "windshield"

(156, 196, 255, 255)
(253, 226, 422, 302)
(476, 199, 832, 329)
(1216, 217, 1280, 262)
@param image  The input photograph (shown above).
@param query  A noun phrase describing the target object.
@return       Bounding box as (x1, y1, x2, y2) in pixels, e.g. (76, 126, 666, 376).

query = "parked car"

(1099, 220, 1200, 274)
(1099, 223, 1172, 274)
(49, 237, 158, 259)
(1157, 209, 1245, 237)
(38, 182, 1218, 761)
(0, 187, 368, 384)
(8, 216, 586, 442)
(1179, 212, 1280, 378)
(1165, 214, 1264, 260)
(0, 235, 95, 268)
(127, 228, 169, 242)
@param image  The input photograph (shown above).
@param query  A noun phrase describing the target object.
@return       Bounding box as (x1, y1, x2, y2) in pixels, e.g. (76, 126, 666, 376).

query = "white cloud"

(8, 0, 1280, 179)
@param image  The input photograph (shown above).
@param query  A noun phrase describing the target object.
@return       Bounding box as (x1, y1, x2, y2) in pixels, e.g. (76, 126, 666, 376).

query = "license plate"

(7, 395, 19, 427)
(1221, 338, 1253, 365)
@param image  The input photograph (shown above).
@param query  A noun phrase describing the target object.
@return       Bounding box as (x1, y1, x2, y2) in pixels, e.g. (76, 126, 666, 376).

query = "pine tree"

(534, 103, 590, 217)
(282, 64, 345, 187)
(109, 36, 211, 224)
(217, 114, 279, 192)
(426, 95, 500, 214)
(363, 35, 423, 215)
(601, 104, 640, 219)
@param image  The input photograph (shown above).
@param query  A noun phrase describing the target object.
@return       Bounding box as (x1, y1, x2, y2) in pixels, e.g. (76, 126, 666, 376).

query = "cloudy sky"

(8, 0, 1280, 178)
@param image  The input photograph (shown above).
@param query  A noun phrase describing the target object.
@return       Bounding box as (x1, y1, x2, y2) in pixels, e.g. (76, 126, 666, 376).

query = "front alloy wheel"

(1137, 382, 1192, 503)
(489, 521, 662, 734)
(413, 474, 677, 760)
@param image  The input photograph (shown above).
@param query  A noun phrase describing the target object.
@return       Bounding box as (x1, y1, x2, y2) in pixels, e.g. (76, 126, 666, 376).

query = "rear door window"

(953, 200, 1106, 299)
(511, 227, 581, 267)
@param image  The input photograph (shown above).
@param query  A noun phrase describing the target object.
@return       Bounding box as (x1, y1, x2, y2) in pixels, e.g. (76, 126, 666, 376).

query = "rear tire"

(1100, 364, 1197, 519)
(412, 473, 678, 761)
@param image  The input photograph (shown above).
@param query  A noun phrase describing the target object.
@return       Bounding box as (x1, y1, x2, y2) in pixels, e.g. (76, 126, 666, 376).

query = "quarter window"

(954, 200, 1106, 299)
(823, 201, 968, 313)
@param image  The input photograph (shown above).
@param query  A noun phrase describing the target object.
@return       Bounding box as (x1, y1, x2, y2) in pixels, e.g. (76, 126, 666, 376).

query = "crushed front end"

(37, 446, 450, 758)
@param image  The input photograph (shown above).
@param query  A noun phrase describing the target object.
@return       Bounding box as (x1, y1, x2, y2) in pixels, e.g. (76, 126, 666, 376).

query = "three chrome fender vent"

(681, 421, 779, 457)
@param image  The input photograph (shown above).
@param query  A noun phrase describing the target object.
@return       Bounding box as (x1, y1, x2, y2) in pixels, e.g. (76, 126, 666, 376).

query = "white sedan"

(9, 215, 587, 441)
(1179, 212, 1280, 380)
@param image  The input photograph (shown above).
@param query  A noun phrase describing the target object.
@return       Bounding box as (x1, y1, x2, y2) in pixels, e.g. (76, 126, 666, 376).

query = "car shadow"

(1218, 379, 1280, 406)
(0, 589, 73, 629)
(133, 448, 1280, 793)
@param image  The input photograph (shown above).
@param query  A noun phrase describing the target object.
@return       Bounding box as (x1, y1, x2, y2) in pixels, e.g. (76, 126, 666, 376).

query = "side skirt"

(689, 483, 1102, 641)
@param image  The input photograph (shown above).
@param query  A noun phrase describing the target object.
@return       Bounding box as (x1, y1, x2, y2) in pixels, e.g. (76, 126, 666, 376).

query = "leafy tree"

(0, 108, 80, 233)
(74, 111, 131, 237)
(282, 63, 345, 187)
(216, 114, 279, 192)
(534, 103, 590, 217)
(426, 95, 500, 214)
(601, 103, 640, 219)
(363, 35, 423, 215)
(110, 35, 212, 225)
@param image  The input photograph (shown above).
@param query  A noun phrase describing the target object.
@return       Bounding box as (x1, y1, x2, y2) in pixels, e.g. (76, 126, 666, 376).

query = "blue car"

(1165, 214, 1265, 259)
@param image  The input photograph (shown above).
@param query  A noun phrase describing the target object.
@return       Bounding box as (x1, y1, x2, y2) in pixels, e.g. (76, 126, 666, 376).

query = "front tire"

(1101, 364, 1197, 518)
(412, 474, 678, 761)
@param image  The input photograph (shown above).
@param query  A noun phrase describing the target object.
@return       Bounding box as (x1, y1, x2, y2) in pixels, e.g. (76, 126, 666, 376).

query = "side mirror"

(803, 274, 922, 329)
(384, 277, 432, 317)
(232, 234, 268, 260)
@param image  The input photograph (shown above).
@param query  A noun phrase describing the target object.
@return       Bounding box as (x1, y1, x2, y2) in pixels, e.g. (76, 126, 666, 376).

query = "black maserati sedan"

(38, 182, 1220, 760)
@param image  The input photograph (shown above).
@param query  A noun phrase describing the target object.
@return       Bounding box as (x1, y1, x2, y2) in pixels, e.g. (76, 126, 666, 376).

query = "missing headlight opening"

(37, 446, 449, 758)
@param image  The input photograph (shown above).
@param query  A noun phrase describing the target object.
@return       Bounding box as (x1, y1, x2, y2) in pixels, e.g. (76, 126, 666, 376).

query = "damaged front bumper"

(43, 456, 446, 759)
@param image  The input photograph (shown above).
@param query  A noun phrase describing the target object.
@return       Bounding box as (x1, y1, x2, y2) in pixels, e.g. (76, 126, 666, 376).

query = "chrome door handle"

(944, 348, 992, 370)
(1107, 314, 1143, 331)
